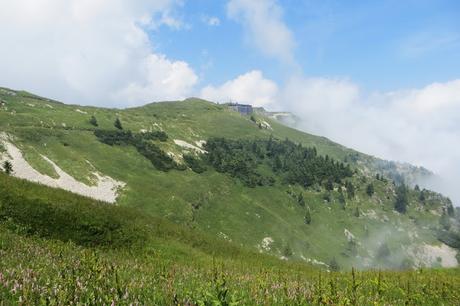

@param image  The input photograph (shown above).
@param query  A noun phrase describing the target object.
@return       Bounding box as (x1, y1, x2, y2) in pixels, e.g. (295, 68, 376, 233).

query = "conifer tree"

(2, 160, 13, 175)
(297, 193, 305, 207)
(114, 117, 123, 130)
(304, 208, 311, 224)
(89, 115, 98, 127)
(366, 183, 374, 197)
(395, 184, 408, 214)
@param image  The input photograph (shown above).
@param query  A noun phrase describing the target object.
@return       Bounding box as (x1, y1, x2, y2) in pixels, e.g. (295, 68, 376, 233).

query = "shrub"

(183, 154, 207, 173)
(114, 118, 123, 130)
(2, 161, 13, 175)
(89, 115, 98, 127)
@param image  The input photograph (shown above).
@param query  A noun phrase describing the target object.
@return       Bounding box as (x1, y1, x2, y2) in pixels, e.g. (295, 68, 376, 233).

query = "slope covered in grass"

(0, 87, 458, 270)
(1, 173, 459, 305)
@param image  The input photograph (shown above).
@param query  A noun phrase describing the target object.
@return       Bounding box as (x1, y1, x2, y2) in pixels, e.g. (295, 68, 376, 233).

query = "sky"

(0, 0, 459, 203)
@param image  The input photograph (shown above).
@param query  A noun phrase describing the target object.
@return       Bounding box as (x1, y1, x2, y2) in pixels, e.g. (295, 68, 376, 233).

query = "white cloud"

(0, 0, 197, 107)
(200, 70, 278, 107)
(202, 15, 221, 27)
(227, 0, 295, 64)
(114, 54, 198, 105)
(281, 77, 460, 204)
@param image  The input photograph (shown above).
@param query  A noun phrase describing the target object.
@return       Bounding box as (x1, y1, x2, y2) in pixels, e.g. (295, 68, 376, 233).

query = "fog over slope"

(280, 77, 460, 206)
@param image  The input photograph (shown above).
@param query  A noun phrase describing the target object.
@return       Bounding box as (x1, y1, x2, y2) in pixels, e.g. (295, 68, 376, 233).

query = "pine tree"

(440, 212, 451, 231)
(345, 181, 355, 199)
(325, 178, 334, 191)
(395, 184, 408, 214)
(366, 183, 374, 197)
(89, 115, 98, 127)
(419, 190, 426, 203)
(283, 244, 293, 257)
(447, 199, 454, 217)
(304, 208, 311, 224)
(329, 257, 340, 271)
(354, 207, 360, 217)
(376, 243, 391, 259)
(114, 118, 123, 130)
(2, 160, 13, 175)
(297, 193, 305, 207)
(338, 190, 346, 210)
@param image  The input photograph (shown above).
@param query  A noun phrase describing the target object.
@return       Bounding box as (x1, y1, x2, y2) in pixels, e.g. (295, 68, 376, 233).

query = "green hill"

(1, 173, 459, 305)
(0, 87, 459, 273)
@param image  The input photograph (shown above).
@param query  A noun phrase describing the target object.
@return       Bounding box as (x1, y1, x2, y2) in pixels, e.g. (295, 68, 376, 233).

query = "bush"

(366, 183, 374, 196)
(89, 115, 98, 127)
(183, 154, 207, 173)
(94, 129, 180, 172)
(2, 161, 13, 175)
(114, 118, 123, 130)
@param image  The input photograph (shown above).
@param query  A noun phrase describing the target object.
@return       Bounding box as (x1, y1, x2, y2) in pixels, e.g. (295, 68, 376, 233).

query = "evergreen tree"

(338, 190, 346, 210)
(283, 244, 293, 257)
(2, 161, 13, 175)
(354, 207, 360, 218)
(440, 212, 451, 231)
(395, 184, 408, 214)
(419, 190, 426, 203)
(345, 181, 355, 199)
(376, 242, 391, 259)
(89, 115, 98, 127)
(114, 118, 123, 130)
(297, 193, 305, 207)
(325, 178, 334, 191)
(274, 155, 282, 171)
(304, 208, 311, 225)
(414, 184, 420, 191)
(329, 257, 340, 272)
(446, 199, 454, 217)
(366, 183, 374, 197)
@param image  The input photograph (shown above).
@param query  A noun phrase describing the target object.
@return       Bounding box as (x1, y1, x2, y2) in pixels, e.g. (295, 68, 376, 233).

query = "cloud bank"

(200, 70, 278, 107)
(0, 0, 197, 107)
(227, 0, 295, 64)
(212, 71, 460, 204)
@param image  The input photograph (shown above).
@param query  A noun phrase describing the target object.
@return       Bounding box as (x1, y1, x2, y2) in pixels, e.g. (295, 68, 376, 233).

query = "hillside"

(1, 172, 460, 304)
(0, 86, 459, 271)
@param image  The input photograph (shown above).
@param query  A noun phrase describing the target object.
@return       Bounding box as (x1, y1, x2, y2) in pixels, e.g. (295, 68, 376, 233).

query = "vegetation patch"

(94, 129, 182, 171)
(204, 137, 353, 187)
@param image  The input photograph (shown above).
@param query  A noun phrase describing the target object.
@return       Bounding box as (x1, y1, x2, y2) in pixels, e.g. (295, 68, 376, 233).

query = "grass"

(0, 87, 456, 271)
(0, 173, 459, 305)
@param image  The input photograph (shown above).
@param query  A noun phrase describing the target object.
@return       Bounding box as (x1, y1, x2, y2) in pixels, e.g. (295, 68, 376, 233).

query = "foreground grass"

(1, 227, 459, 305)
(0, 174, 459, 305)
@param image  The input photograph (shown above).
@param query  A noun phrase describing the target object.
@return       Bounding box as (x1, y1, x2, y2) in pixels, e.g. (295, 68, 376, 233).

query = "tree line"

(204, 137, 353, 188)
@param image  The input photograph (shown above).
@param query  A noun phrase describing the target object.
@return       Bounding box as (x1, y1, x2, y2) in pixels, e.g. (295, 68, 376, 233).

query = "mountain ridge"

(0, 86, 458, 271)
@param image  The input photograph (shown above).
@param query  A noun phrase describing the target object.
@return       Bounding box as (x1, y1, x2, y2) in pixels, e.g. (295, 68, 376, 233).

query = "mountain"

(1, 87, 460, 304)
(0, 87, 458, 272)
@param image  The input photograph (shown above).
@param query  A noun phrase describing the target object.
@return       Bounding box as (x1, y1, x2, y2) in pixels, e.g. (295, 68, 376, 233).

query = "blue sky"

(154, 0, 460, 91)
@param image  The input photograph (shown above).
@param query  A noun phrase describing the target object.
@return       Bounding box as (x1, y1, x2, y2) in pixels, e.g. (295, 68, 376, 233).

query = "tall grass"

(1, 173, 459, 305)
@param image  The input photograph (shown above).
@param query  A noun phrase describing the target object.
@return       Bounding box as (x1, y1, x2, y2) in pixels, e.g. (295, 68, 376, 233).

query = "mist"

(280, 76, 460, 206)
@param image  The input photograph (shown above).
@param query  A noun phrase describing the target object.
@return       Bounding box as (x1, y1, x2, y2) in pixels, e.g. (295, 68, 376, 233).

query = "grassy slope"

(0, 88, 453, 269)
(1, 173, 459, 305)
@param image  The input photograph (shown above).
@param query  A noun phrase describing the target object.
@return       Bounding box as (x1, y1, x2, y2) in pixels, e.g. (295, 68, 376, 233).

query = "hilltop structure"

(228, 103, 253, 115)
